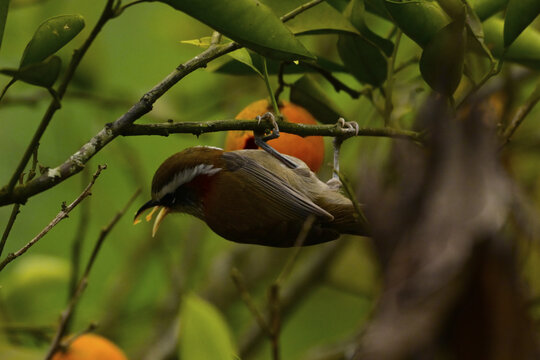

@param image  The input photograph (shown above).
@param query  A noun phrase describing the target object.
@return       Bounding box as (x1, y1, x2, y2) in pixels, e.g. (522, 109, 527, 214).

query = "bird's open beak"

(134, 200, 170, 237)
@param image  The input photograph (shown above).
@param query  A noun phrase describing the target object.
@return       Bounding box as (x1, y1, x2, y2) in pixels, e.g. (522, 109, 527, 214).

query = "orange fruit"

(51, 334, 128, 360)
(225, 99, 325, 172)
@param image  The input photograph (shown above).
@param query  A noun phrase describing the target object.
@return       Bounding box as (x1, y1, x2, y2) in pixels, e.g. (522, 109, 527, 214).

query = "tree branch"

(502, 81, 540, 146)
(120, 119, 425, 142)
(239, 241, 347, 358)
(280, 0, 324, 22)
(0, 165, 106, 272)
(0, 0, 342, 207)
(0, 41, 240, 207)
(44, 188, 141, 360)
(0, 204, 20, 258)
(6, 0, 118, 194)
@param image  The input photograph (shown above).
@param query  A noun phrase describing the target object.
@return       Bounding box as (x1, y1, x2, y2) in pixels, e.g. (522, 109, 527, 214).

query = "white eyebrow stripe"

(157, 164, 222, 200)
(194, 145, 223, 151)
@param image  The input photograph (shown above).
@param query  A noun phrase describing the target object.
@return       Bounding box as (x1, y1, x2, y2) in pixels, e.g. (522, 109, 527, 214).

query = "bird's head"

(134, 146, 224, 237)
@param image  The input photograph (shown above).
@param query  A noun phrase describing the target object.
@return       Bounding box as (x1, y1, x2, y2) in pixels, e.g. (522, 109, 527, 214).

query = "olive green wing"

(222, 151, 333, 221)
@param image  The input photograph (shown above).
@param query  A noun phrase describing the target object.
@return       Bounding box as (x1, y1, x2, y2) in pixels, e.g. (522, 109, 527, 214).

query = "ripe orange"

(51, 334, 128, 360)
(225, 99, 325, 172)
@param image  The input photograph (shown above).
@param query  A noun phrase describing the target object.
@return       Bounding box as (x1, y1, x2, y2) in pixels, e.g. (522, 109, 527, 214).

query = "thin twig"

(337, 171, 368, 227)
(0, 145, 40, 257)
(262, 57, 282, 118)
(7, 0, 118, 194)
(268, 283, 281, 360)
(276, 215, 316, 285)
(0, 42, 241, 206)
(268, 215, 316, 360)
(458, 59, 502, 109)
(0, 0, 343, 207)
(0, 78, 17, 103)
(231, 268, 271, 335)
(68, 169, 91, 320)
(0, 165, 107, 272)
(0, 204, 20, 258)
(280, 0, 324, 22)
(44, 188, 141, 360)
(82, 188, 141, 291)
(118, 0, 150, 14)
(56, 322, 98, 352)
(502, 81, 540, 146)
(239, 241, 346, 358)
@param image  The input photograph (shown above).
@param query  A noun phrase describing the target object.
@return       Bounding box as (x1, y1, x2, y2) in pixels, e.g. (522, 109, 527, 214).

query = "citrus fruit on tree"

(51, 334, 127, 360)
(225, 99, 325, 172)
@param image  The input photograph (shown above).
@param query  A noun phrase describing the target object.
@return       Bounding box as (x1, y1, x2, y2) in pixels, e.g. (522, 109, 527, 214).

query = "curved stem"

(6, 0, 117, 194)
(0, 78, 16, 103)
(262, 57, 281, 118)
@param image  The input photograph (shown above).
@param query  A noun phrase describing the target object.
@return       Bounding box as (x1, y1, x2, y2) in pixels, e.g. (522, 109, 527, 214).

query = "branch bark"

(6, 0, 117, 194)
(0, 41, 240, 207)
(120, 119, 424, 142)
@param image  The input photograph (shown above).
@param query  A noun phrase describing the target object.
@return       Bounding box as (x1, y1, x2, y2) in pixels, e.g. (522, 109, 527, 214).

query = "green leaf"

(0, 0, 9, 53)
(180, 36, 214, 47)
(20, 14, 84, 67)
(467, 0, 507, 21)
(290, 75, 344, 124)
(261, 0, 360, 35)
(159, 0, 313, 61)
(366, 0, 392, 19)
(2, 56, 61, 87)
(346, 0, 394, 56)
(385, 0, 451, 47)
(227, 48, 263, 77)
(484, 17, 540, 69)
(327, 0, 350, 13)
(419, 19, 466, 95)
(464, 1, 484, 41)
(437, 0, 465, 19)
(337, 34, 387, 87)
(503, 0, 540, 48)
(211, 55, 347, 75)
(179, 294, 237, 360)
(337, 0, 390, 87)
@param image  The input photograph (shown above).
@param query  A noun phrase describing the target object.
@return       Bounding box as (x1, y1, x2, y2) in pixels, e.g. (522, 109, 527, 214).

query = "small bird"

(134, 146, 368, 247)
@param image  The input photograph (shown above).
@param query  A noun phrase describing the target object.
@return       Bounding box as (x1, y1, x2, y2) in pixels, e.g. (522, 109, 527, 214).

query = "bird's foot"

(256, 112, 280, 141)
(336, 117, 359, 137)
(328, 118, 359, 187)
(254, 112, 297, 169)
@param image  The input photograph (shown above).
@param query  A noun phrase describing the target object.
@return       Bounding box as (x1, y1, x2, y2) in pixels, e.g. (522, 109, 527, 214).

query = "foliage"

(0, 0, 539, 359)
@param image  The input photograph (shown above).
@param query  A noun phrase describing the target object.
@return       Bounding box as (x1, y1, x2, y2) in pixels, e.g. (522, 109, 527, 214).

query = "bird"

(134, 146, 368, 247)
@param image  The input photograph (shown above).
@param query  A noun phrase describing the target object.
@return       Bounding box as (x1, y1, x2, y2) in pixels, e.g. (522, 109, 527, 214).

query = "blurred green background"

(0, 1, 540, 359)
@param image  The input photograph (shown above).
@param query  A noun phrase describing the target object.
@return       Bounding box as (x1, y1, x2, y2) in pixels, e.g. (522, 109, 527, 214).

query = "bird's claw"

(256, 112, 280, 141)
(336, 117, 359, 137)
(330, 117, 358, 187)
(254, 112, 297, 169)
